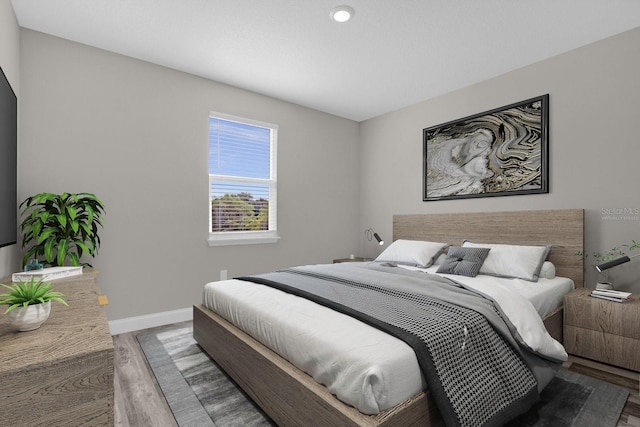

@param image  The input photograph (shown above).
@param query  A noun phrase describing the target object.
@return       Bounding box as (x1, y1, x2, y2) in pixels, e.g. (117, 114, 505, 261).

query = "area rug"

(137, 323, 629, 427)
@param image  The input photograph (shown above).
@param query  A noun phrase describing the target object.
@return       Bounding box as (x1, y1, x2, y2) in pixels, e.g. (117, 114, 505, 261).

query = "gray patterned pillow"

(436, 246, 491, 277)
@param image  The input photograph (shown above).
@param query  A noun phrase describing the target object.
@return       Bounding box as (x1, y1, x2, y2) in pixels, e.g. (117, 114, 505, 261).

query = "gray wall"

(19, 30, 361, 320)
(0, 0, 20, 279)
(359, 27, 640, 292)
(12, 13, 640, 321)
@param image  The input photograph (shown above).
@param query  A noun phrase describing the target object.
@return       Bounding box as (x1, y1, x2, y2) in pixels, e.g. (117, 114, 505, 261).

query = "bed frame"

(194, 209, 584, 427)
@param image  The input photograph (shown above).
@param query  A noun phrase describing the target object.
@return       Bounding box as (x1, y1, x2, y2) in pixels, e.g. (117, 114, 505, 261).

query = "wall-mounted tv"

(0, 66, 17, 248)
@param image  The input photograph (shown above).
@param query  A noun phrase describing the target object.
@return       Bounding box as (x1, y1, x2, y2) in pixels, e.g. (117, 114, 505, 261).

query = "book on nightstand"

(11, 266, 83, 282)
(590, 289, 633, 303)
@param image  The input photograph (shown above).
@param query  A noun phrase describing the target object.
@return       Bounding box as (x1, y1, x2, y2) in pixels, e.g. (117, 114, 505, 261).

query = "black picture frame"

(423, 94, 549, 202)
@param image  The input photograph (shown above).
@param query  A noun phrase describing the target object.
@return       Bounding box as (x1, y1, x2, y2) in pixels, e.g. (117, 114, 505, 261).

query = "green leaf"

(68, 252, 80, 266)
(37, 228, 56, 245)
(67, 206, 78, 220)
(75, 241, 90, 256)
(40, 211, 50, 224)
(32, 221, 42, 240)
(55, 214, 67, 228)
(50, 296, 68, 306)
(57, 239, 69, 266)
(4, 304, 20, 314)
(44, 237, 56, 263)
(87, 207, 94, 227)
(80, 222, 91, 236)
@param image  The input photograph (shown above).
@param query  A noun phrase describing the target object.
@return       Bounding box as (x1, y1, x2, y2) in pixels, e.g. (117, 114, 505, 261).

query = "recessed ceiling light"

(330, 5, 355, 23)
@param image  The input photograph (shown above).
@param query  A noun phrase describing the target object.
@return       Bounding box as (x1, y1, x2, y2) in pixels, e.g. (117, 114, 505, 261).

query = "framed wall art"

(423, 94, 549, 201)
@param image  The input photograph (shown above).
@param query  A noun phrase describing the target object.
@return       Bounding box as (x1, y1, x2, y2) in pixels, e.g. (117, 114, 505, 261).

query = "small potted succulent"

(0, 277, 68, 331)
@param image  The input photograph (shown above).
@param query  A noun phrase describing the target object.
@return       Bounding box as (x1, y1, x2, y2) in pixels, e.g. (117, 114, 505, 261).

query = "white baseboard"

(108, 307, 193, 336)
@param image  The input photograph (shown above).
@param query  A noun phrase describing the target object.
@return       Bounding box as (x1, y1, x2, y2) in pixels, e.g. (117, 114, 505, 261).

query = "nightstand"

(564, 287, 640, 371)
(333, 257, 370, 263)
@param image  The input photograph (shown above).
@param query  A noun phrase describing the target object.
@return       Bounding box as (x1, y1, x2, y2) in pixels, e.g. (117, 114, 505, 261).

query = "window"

(208, 112, 279, 246)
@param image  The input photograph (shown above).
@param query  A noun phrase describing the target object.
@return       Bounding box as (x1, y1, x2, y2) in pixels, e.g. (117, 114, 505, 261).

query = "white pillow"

(462, 241, 551, 282)
(539, 261, 556, 279)
(375, 239, 449, 268)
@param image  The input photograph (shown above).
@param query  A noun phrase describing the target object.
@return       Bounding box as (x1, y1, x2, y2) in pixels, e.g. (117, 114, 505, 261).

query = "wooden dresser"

(0, 272, 114, 426)
(564, 287, 640, 372)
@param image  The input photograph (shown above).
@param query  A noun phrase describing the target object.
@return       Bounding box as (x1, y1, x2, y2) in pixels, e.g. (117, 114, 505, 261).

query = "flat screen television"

(0, 66, 17, 248)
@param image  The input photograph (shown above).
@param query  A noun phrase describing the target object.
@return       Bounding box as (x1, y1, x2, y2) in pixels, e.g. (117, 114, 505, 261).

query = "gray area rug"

(137, 322, 629, 427)
(137, 323, 274, 427)
(506, 368, 628, 427)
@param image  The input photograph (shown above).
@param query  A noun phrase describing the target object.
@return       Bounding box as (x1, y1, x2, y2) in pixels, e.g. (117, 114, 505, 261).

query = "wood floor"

(113, 322, 188, 426)
(113, 322, 640, 426)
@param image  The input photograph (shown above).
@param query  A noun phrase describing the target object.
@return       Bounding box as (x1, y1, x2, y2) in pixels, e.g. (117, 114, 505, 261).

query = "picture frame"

(423, 94, 549, 202)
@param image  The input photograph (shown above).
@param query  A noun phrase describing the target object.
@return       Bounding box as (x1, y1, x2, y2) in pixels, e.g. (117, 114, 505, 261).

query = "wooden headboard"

(393, 209, 584, 288)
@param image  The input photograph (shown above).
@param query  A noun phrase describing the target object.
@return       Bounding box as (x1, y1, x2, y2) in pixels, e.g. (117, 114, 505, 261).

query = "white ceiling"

(11, 0, 640, 121)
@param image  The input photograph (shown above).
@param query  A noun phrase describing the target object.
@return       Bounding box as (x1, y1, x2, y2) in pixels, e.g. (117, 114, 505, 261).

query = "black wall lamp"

(595, 253, 640, 272)
(364, 228, 384, 245)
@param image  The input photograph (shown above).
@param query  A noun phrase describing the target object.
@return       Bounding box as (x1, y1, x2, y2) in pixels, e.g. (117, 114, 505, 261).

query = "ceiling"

(10, 0, 640, 121)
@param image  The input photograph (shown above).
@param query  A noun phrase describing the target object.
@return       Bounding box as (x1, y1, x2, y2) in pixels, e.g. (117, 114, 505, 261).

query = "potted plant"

(20, 192, 105, 268)
(0, 278, 68, 331)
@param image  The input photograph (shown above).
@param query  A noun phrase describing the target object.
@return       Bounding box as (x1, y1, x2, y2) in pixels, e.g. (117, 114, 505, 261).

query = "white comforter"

(203, 267, 571, 415)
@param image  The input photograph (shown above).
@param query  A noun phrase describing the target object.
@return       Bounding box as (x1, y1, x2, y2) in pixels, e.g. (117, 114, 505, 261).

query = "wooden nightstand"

(333, 257, 370, 263)
(564, 287, 640, 371)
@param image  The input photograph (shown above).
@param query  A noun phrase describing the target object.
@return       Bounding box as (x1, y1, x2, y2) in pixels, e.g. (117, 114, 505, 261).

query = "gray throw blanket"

(238, 262, 559, 427)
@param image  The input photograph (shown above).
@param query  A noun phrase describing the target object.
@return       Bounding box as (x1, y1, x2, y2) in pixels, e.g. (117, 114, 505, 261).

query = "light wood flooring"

(113, 323, 640, 426)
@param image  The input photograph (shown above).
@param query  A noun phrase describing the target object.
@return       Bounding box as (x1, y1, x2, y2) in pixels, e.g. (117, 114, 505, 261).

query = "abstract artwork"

(423, 95, 549, 201)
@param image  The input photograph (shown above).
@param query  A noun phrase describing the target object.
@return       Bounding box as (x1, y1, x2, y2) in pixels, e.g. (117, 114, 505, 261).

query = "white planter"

(7, 301, 51, 331)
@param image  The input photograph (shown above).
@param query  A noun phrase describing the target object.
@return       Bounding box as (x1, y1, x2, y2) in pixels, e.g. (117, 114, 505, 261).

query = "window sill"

(208, 231, 280, 247)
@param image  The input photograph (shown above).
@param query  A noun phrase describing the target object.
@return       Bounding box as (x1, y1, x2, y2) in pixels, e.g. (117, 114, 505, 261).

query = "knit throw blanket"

(238, 263, 548, 427)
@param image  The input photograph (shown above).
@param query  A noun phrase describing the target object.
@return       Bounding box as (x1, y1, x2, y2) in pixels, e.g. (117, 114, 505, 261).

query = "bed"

(193, 209, 584, 426)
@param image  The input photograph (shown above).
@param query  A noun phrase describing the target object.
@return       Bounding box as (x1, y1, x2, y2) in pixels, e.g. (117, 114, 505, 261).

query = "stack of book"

(11, 266, 83, 282)
(590, 289, 634, 303)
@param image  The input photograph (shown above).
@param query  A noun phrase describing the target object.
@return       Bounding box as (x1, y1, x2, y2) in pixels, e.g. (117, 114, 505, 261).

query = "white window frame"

(208, 112, 279, 246)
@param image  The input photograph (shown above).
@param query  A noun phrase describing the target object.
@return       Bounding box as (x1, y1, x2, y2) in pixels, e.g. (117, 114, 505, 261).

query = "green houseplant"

(0, 278, 68, 331)
(20, 192, 106, 268)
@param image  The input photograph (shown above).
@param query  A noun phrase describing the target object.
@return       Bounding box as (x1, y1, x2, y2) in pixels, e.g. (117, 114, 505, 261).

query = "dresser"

(564, 287, 640, 372)
(0, 272, 114, 426)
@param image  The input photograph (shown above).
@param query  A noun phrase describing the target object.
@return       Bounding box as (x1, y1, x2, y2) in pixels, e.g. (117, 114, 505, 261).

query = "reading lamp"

(595, 253, 640, 272)
(364, 228, 384, 245)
